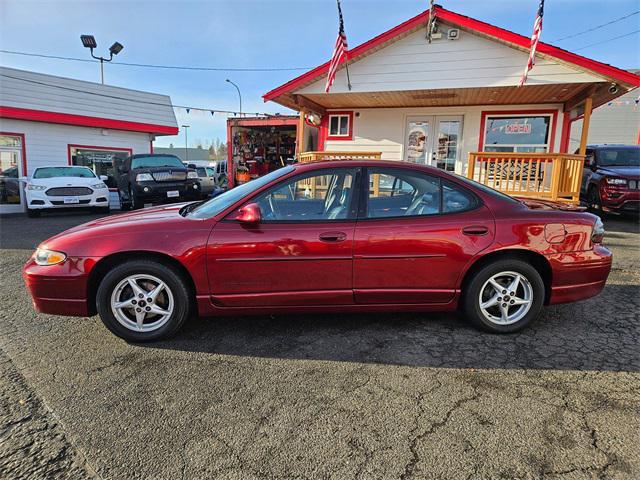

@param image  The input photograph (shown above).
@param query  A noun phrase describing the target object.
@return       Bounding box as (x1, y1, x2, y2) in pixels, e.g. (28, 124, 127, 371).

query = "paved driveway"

(1, 211, 638, 479)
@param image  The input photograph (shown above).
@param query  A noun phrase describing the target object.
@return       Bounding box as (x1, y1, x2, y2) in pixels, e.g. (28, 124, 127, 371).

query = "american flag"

(519, 0, 545, 87)
(325, 0, 349, 93)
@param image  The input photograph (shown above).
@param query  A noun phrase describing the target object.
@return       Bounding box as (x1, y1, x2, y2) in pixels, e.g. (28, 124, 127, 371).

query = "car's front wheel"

(462, 259, 544, 333)
(96, 260, 191, 342)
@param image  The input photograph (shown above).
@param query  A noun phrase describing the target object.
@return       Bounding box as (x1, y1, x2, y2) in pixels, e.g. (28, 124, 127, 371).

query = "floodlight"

(80, 35, 97, 49)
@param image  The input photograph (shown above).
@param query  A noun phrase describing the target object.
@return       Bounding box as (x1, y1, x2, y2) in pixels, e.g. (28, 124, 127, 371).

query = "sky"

(1, 0, 639, 148)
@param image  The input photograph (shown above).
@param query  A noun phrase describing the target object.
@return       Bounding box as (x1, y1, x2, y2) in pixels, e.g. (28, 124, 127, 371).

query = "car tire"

(462, 259, 545, 333)
(96, 260, 192, 342)
(587, 185, 603, 213)
(26, 208, 41, 218)
(130, 187, 144, 210)
(119, 190, 131, 211)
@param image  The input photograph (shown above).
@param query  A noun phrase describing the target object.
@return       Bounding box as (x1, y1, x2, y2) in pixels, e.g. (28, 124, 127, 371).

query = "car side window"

(196, 167, 206, 177)
(365, 168, 477, 218)
(442, 182, 475, 213)
(253, 168, 358, 222)
(367, 169, 440, 218)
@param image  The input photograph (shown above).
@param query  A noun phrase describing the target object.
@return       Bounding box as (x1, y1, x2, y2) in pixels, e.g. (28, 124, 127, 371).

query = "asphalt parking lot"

(1, 210, 639, 479)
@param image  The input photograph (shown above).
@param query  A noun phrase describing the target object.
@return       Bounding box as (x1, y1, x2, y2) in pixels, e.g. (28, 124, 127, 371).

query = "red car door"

(207, 167, 360, 307)
(354, 167, 495, 304)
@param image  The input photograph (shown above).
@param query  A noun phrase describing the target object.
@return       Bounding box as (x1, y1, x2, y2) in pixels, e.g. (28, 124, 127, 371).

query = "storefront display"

(227, 116, 299, 187)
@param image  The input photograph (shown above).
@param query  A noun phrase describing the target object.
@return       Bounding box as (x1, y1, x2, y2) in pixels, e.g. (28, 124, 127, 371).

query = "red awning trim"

(0, 105, 179, 135)
(263, 6, 640, 102)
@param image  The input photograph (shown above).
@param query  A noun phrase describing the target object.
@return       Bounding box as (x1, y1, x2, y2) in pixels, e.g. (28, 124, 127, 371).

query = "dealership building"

(0, 66, 178, 214)
(265, 6, 639, 178)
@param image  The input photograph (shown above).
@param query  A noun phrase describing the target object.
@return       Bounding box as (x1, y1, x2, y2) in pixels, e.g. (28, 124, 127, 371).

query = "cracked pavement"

(0, 211, 638, 479)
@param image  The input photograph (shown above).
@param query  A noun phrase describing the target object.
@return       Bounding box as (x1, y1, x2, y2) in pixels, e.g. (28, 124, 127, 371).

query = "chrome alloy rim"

(110, 274, 174, 332)
(478, 271, 533, 325)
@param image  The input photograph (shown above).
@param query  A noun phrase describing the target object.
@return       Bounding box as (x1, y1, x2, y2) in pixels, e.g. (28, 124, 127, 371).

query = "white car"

(24, 166, 111, 217)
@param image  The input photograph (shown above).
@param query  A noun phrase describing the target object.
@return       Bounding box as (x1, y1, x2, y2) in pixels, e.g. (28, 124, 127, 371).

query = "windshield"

(131, 155, 184, 169)
(33, 167, 96, 179)
(596, 147, 640, 167)
(189, 166, 294, 219)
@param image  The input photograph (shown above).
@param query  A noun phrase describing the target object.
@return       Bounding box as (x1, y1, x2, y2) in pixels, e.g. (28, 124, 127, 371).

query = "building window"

(69, 146, 131, 188)
(0, 134, 24, 206)
(326, 112, 353, 140)
(483, 115, 551, 153)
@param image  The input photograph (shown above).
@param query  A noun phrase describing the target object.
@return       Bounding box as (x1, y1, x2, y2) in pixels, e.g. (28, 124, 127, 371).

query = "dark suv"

(117, 154, 201, 210)
(580, 145, 640, 214)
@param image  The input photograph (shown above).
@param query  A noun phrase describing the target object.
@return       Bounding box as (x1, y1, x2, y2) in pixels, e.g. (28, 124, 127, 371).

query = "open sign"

(505, 123, 532, 134)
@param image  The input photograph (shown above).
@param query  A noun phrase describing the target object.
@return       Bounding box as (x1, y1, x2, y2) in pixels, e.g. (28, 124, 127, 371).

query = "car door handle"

(462, 225, 489, 236)
(319, 231, 347, 242)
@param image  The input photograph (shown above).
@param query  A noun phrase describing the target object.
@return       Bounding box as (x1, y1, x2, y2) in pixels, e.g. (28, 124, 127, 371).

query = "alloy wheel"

(110, 274, 174, 332)
(478, 271, 533, 325)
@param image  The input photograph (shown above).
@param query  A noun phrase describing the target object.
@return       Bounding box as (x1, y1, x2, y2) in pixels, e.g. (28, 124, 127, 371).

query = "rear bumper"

(547, 245, 612, 304)
(22, 257, 97, 317)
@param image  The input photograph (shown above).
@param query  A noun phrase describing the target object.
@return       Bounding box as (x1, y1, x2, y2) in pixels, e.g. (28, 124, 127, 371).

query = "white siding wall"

(569, 88, 640, 151)
(299, 25, 602, 95)
(324, 104, 564, 175)
(1, 118, 152, 175)
(0, 66, 177, 128)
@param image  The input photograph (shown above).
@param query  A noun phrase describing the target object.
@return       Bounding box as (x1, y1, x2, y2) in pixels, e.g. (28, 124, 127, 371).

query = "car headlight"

(605, 177, 626, 185)
(135, 173, 154, 182)
(26, 183, 47, 191)
(90, 182, 108, 189)
(34, 248, 67, 266)
(187, 171, 198, 179)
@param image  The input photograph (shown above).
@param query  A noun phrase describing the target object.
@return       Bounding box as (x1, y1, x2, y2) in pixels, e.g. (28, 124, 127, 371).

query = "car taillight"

(591, 217, 605, 244)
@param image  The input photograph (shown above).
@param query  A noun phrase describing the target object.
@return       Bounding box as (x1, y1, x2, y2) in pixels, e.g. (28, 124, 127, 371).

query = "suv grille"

(152, 171, 187, 182)
(46, 187, 93, 197)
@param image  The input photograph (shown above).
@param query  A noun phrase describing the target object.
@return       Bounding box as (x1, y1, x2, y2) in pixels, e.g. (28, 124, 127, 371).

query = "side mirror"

(236, 202, 261, 224)
(99, 175, 108, 181)
(19, 176, 28, 183)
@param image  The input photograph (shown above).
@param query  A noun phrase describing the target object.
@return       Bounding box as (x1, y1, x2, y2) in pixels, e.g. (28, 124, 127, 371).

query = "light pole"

(225, 79, 242, 117)
(80, 35, 124, 84)
(182, 125, 190, 163)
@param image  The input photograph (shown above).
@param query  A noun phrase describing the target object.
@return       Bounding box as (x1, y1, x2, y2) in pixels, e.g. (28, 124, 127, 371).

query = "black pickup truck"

(117, 154, 201, 210)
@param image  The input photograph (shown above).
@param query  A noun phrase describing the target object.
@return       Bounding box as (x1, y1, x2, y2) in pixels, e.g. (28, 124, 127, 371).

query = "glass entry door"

(0, 135, 24, 214)
(405, 116, 463, 172)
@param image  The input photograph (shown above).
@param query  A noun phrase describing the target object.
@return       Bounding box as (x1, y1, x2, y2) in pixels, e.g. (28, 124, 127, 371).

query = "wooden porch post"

(296, 108, 306, 157)
(578, 97, 593, 156)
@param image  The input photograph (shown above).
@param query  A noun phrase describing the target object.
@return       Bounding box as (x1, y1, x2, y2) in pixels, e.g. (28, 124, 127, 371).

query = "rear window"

(33, 167, 95, 179)
(131, 155, 184, 169)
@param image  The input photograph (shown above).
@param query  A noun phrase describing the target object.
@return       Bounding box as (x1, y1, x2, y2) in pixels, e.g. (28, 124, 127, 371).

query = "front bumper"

(547, 245, 612, 304)
(26, 188, 110, 210)
(22, 256, 99, 317)
(600, 188, 640, 212)
(132, 181, 201, 202)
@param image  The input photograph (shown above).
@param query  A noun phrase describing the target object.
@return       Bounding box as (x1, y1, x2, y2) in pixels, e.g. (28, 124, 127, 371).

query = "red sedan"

(23, 160, 612, 342)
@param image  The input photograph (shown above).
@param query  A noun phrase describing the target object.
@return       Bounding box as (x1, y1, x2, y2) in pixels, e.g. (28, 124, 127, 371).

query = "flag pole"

(337, 0, 352, 91)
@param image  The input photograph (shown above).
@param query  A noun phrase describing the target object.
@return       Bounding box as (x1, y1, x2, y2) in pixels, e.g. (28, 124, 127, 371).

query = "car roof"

(292, 159, 444, 174)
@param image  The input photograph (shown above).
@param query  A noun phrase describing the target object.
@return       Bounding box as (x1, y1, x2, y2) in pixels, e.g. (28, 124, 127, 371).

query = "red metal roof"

(263, 5, 640, 102)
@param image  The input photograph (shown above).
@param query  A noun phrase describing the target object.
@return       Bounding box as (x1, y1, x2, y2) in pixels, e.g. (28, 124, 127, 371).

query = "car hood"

(598, 166, 640, 178)
(40, 202, 210, 253)
(29, 176, 101, 187)
(515, 197, 587, 211)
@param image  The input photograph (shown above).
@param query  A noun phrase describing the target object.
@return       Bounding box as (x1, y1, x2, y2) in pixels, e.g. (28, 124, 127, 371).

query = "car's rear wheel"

(96, 260, 191, 342)
(462, 259, 544, 333)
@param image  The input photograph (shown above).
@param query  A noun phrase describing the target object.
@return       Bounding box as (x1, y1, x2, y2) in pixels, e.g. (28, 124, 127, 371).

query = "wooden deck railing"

(298, 151, 382, 163)
(467, 152, 585, 203)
